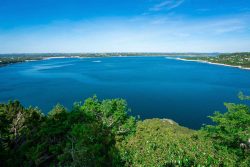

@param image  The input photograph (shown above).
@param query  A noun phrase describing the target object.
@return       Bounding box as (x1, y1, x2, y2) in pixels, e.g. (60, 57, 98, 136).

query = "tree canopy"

(0, 95, 249, 166)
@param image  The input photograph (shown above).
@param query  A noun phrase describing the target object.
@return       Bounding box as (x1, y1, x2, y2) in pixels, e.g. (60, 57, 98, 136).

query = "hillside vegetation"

(0, 95, 249, 166)
(185, 52, 250, 68)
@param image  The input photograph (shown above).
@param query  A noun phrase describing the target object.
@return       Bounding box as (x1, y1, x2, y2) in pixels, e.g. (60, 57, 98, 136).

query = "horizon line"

(0, 51, 245, 55)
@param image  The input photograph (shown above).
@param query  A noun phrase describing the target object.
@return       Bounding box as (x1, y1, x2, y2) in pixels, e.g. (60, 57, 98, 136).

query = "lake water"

(0, 56, 250, 129)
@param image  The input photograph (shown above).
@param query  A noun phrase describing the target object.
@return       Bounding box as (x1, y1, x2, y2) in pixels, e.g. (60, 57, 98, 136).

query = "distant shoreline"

(0, 54, 203, 67)
(1, 54, 250, 71)
(175, 58, 250, 70)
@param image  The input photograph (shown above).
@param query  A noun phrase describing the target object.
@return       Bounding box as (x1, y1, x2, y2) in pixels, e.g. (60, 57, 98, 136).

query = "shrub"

(118, 119, 236, 166)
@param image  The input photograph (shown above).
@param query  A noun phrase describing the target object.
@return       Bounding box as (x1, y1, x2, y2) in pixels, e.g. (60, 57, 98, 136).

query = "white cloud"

(150, 0, 185, 11)
(0, 14, 249, 53)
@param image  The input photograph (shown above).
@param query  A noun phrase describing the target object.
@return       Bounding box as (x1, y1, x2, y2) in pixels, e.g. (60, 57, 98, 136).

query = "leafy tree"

(201, 94, 250, 166)
(60, 96, 136, 167)
(0, 101, 44, 166)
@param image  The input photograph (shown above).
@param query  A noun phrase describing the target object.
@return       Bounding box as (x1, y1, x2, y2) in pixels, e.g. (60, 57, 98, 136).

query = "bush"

(201, 102, 250, 166)
(118, 119, 236, 166)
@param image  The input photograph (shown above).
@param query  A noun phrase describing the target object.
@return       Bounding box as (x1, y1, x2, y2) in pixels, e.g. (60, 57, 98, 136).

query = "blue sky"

(0, 0, 250, 53)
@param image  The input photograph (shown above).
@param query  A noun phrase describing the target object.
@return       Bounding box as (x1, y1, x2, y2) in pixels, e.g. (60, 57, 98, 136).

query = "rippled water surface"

(1, 56, 250, 129)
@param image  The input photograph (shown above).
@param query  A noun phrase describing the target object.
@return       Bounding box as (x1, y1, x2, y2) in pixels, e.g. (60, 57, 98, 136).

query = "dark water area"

(0, 56, 250, 129)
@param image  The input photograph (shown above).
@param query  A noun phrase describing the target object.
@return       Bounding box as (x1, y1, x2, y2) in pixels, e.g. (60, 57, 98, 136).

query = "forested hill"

(0, 95, 249, 166)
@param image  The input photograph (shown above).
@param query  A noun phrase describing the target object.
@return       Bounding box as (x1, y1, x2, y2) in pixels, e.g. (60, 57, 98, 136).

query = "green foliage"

(0, 101, 45, 166)
(0, 95, 249, 166)
(0, 97, 136, 166)
(201, 102, 250, 166)
(118, 119, 236, 166)
(239, 91, 250, 100)
(202, 103, 250, 148)
(59, 96, 136, 167)
(185, 52, 250, 68)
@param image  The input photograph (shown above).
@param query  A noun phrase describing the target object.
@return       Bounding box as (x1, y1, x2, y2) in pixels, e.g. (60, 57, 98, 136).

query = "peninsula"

(182, 52, 250, 69)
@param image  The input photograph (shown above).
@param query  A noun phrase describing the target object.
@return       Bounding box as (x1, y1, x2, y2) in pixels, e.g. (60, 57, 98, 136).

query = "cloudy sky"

(0, 0, 250, 53)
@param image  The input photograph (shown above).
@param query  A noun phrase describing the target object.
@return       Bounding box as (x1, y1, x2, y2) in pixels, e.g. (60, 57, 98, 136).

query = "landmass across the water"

(182, 52, 250, 70)
(0, 52, 214, 67)
(1, 52, 250, 70)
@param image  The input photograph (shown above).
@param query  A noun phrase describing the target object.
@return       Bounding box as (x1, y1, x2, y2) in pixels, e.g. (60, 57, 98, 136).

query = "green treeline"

(0, 95, 249, 166)
(185, 52, 250, 68)
(0, 52, 209, 67)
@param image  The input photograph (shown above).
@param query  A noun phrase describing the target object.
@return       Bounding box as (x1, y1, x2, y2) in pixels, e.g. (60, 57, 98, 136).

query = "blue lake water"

(0, 56, 250, 129)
